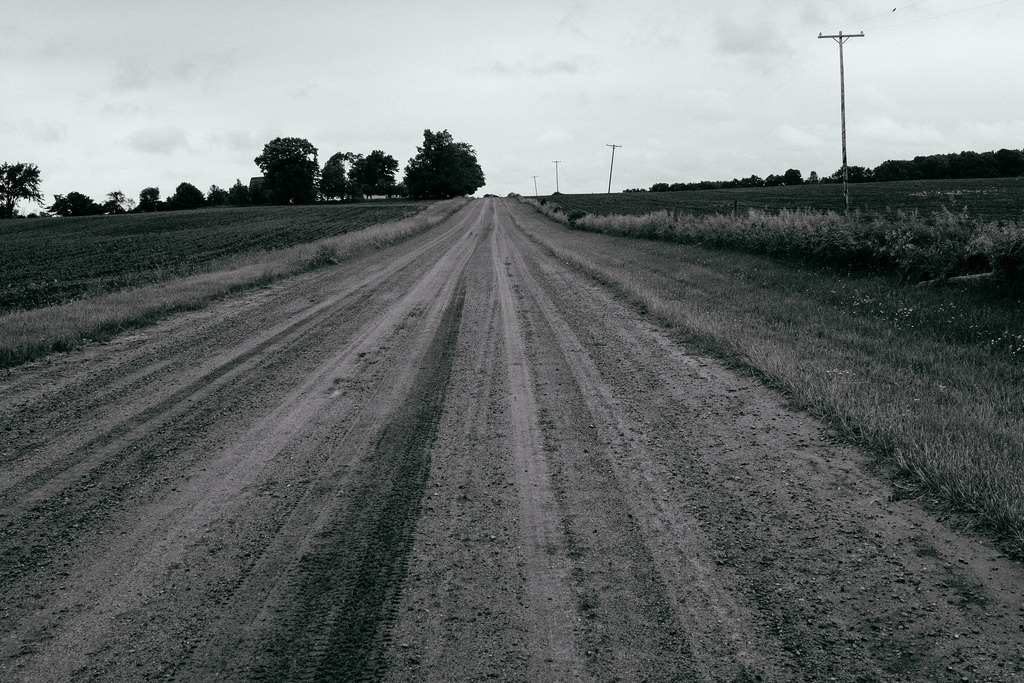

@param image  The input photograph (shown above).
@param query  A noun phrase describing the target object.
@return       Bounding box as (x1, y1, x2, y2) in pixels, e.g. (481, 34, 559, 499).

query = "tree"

(403, 129, 485, 199)
(995, 148, 1024, 177)
(254, 137, 320, 204)
(48, 192, 103, 217)
(139, 187, 161, 212)
(351, 150, 400, 197)
(0, 162, 44, 219)
(167, 182, 206, 210)
(782, 168, 804, 186)
(207, 185, 229, 207)
(227, 179, 250, 206)
(320, 152, 361, 201)
(103, 191, 132, 214)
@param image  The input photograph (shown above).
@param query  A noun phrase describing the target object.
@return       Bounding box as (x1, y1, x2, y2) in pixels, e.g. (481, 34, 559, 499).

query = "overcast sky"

(3, 0, 1022, 211)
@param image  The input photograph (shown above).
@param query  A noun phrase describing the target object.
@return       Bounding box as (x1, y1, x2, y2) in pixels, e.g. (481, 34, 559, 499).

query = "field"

(532, 179, 1024, 288)
(544, 176, 1024, 221)
(0, 202, 425, 313)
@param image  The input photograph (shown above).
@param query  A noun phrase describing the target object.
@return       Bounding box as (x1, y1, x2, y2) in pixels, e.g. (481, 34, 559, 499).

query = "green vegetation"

(530, 180, 1024, 287)
(641, 147, 1024, 192)
(0, 199, 467, 369)
(404, 129, 486, 199)
(0, 162, 44, 218)
(0, 203, 425, 313)
(545, 177, 1024, 221)
(515, 198, 1024, 555)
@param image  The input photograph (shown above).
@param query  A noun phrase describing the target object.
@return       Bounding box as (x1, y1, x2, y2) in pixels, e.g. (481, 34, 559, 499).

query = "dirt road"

(2, 198, 1022, 681)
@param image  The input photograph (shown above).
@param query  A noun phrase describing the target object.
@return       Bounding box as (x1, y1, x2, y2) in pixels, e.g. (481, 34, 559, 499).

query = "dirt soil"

(1, 198, 1022, 682)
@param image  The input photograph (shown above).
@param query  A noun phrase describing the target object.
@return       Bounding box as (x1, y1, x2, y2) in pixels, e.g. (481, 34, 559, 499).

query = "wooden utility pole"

(819, 30, 864, 212)
(552, 161, 561, 193)
(531, 175, 539, 197)
(606, 144, 621, 194)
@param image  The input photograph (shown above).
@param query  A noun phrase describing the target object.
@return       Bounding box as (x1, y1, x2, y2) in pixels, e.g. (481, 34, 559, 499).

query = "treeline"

(1, 129, 485, 218)
(634, 148, 1024, 193)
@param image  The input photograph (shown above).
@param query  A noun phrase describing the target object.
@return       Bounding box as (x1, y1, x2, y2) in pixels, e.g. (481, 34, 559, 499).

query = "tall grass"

(524, 198, 1024, 287)
(511, 201, 1024, 555)
(0, 199, 468, 368)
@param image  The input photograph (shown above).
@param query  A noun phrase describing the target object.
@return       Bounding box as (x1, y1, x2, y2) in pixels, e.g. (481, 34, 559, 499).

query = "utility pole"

(819, 30, 864, 212)
(552, 161, 561, 193)
(606, 144, 621, 194)
(531, 175, 539, 197)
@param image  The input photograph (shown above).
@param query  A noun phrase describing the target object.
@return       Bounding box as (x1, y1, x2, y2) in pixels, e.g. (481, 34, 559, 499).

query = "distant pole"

(606, 144, 621, 194)
(819, 30, 864, 212)
(531, 175, 539, 197)
(552, 161, 561, 193)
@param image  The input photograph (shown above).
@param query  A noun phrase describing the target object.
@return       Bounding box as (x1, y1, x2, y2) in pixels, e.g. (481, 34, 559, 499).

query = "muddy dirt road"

(2, 198, 1022, 681)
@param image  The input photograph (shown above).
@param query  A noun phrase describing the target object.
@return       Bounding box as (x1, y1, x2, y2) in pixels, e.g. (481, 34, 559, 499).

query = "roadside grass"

(525, 198, 1024, 288)
(510, 204, 1024, 555)
(0, 199, 468, 369)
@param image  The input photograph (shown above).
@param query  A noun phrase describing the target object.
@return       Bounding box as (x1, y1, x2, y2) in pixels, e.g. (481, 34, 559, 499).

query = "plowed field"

(2, 199, 1022, 681)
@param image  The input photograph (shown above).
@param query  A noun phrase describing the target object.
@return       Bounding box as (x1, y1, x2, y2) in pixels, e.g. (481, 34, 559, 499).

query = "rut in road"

(2, 198, 1023, 682)
(1, 202, 482, 680)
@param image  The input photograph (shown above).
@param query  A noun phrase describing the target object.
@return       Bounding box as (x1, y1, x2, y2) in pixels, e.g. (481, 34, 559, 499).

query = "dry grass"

(512, 202, 1024, 555)
(0, 199, 468, 368)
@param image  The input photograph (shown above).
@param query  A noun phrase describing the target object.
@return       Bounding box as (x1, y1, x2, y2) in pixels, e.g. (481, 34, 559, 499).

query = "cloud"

(776, 123, 824, 150)
(210, 130, 260, 152)
(111, 53, 236, 93)
(859, 116, 943, 147)
(113, 60, 158, 91)
(128, 127, 188, 155)
(486, 56, 584, 76)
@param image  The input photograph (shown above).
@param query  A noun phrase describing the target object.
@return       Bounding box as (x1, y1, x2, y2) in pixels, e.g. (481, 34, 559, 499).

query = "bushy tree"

(48, 192, 103, 217)
(254, 137, 319, 204)
(320, 152, 360, 201)
(227, 179, 250, 206)
(103, 190, 133, 214)
(138, 187, 160, 212)
(168, 182, 206, 210)
(403, 129, 485, 199)
(351, 150, 399, 197)
(782, 168, 803, 186)
(0, 162, 44, 219)
(207, 185, 229, 206)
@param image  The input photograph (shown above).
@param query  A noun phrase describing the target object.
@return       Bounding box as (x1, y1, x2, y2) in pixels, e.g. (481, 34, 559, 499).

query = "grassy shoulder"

(509, 200, 1024, 556)
(0, 199, 468, 369)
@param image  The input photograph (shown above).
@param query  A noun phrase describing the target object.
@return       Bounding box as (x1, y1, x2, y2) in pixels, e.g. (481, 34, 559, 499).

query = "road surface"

(2, 198, 1022, 681)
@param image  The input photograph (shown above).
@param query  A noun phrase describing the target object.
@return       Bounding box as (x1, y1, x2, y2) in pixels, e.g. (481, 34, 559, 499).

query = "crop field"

(532, 178, 1024, 287)
(543, 177, 1024, 221)
(0, 202, 425, 313)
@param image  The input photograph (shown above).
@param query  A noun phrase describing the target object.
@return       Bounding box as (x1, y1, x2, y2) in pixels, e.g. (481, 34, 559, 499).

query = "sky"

(3, 0, 1023, 212)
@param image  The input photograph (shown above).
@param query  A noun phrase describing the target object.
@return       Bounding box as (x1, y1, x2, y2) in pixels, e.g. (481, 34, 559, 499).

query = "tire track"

(0, 203, 477, 503)
(489, 212, 583, 680)
(0, 202, 483, 680)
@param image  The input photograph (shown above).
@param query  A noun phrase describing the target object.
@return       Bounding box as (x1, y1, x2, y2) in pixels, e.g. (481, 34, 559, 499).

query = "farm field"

(544, 176, 1024, 220)
(1, 198, 1022, 681)
(0, 202, 425, 313)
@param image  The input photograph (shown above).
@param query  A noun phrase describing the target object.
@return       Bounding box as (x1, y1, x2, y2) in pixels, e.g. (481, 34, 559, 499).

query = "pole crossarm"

(818, 31, 864, 42)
